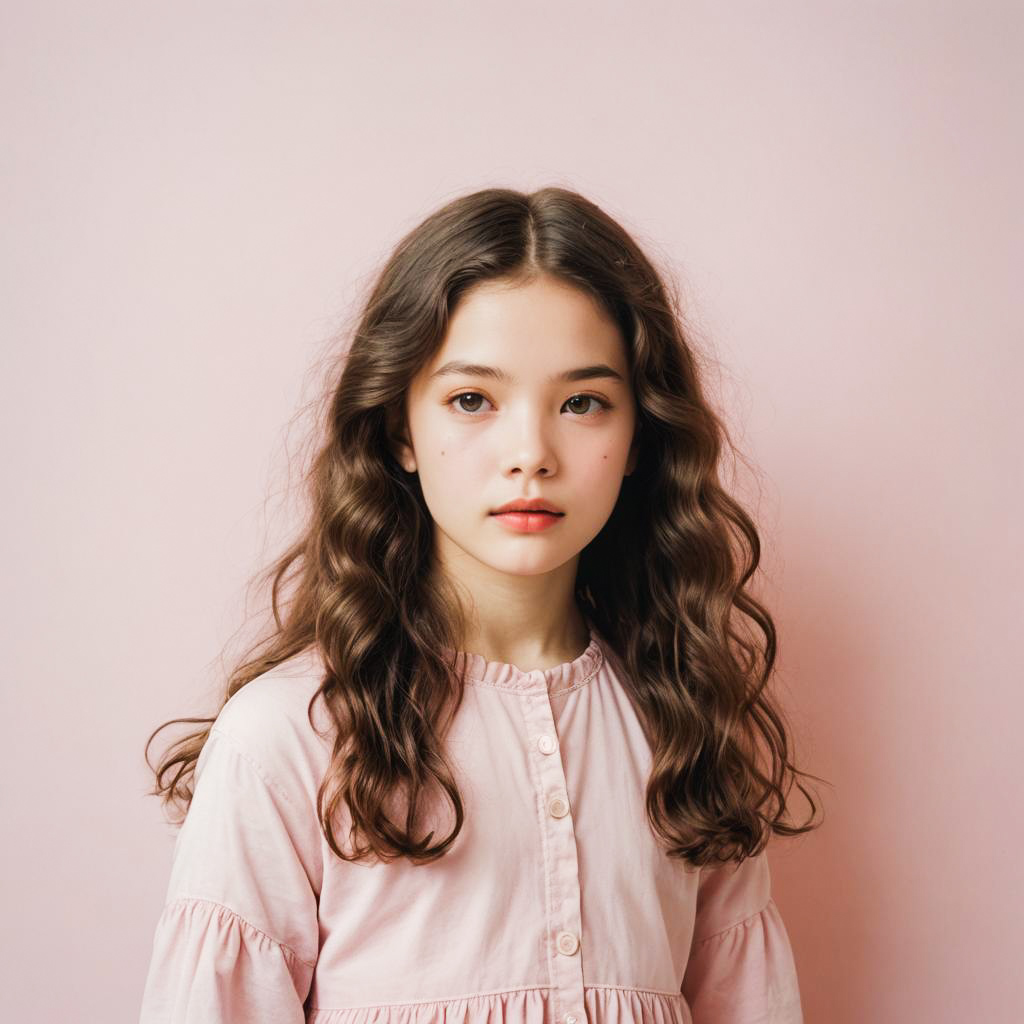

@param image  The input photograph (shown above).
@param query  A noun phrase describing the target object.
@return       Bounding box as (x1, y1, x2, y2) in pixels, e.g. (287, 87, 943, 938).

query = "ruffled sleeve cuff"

(139, 897, 315, 1023)
(681, 897, 804, 1023)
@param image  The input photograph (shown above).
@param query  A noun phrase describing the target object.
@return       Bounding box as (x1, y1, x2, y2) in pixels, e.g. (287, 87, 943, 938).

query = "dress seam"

(521, 696, 558, 1009)
(209, 724, 296, 808)
(164, 894, 317, 969)
(694, 895, 775, 946)
(586, 982, 690, 996)
(307, 982, 687, 1011)
(308, 984, 549, 1011)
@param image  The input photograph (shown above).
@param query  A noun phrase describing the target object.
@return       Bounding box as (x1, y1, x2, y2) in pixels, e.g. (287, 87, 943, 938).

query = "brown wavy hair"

(144, 184, 825, 869)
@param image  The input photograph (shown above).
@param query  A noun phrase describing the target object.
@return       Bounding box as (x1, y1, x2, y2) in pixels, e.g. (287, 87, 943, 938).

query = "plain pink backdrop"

(1, 2, 1020, 1022)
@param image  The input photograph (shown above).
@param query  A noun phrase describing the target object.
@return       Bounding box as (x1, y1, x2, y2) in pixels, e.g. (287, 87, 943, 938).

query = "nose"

(499, 403, 557, 478)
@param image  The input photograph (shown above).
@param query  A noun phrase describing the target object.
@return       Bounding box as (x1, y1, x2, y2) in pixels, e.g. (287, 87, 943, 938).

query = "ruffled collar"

(444, 621, 605, 694)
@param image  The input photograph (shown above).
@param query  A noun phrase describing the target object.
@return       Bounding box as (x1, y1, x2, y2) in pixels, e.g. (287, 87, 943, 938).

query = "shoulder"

(207, 646, 334, 793)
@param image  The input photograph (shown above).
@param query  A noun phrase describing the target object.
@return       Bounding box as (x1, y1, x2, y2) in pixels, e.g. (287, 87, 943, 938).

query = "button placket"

(521, 679, 587, 1024)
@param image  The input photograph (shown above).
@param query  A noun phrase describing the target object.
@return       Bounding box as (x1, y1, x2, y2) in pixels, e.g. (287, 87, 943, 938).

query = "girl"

(140, 186, 822, 1023)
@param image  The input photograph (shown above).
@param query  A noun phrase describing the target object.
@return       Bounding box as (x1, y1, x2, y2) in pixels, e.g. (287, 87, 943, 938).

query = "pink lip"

(490, 510, 563, 533)
(491, 500, 564, 515)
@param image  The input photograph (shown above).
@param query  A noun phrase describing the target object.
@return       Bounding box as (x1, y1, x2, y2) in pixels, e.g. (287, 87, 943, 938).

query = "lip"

(489, 498, 565, 515)
(490, 510, 563, 533)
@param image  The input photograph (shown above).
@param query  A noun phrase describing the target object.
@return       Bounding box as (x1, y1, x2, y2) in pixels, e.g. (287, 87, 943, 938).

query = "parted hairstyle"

(145, 185, 824, 869)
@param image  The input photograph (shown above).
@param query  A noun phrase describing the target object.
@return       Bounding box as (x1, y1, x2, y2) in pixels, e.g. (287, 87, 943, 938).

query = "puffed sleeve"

(681, 848, 804, 1023)
(139, 725, 321, 1023)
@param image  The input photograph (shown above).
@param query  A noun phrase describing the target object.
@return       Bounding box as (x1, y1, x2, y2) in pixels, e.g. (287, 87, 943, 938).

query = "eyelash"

(444, 391, 613, 418)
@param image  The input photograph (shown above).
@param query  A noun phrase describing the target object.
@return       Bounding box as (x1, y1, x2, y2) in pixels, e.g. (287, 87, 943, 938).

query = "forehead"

(431, 276, 627, 372)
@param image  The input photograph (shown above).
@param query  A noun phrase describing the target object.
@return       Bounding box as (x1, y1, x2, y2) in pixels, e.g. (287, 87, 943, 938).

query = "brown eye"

(565, 394, 609, 416)
(451, 392, 487, 413)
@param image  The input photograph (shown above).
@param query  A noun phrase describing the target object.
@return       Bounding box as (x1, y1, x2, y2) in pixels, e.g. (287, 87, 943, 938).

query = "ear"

(385, 404, 417, 475)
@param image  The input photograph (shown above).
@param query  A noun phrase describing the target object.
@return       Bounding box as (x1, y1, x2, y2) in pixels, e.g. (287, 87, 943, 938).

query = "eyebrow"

(429, 361, 625, 385)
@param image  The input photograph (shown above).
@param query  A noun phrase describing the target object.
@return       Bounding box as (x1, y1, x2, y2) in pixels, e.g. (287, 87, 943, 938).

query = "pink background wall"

(2, 3, 1020, 1021)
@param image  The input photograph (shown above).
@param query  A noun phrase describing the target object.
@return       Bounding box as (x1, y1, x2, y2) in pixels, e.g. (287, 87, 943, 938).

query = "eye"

(444, 391, 612, 418)
(564, 394, 610, 416)
(448, 391, 491, 415)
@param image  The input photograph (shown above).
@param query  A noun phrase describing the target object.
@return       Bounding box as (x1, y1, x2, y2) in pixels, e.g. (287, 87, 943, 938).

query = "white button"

(556, 930, 580, 955)
(537, 734, 557, 754)
(564, 1014, 579, 1024)
(548, 794, 569, 818)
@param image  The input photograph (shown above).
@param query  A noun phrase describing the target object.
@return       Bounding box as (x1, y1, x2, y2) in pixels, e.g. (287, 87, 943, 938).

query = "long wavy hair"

(145, 185, 825, 869)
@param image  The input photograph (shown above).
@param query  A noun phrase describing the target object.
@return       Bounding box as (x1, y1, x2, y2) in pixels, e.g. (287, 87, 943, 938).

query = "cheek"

(418, 423, 490, 487)
(432, 434, 490, 475)
(578, 438, 628, 476)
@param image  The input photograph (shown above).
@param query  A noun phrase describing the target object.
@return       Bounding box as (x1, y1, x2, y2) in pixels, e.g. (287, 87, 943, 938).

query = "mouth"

(489, 510, 564, 517)
(489, 508, 565, 532)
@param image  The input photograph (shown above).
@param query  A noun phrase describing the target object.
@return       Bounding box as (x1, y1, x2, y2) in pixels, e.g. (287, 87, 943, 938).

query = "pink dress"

(139, 623, 803, 1023)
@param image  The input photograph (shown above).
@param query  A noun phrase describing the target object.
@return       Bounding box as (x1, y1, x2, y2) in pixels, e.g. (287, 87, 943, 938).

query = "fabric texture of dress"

(139, 621, 804, 1023)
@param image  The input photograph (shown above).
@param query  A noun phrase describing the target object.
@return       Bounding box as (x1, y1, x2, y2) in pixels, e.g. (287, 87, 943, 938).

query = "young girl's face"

(396, 274, 640, 586)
